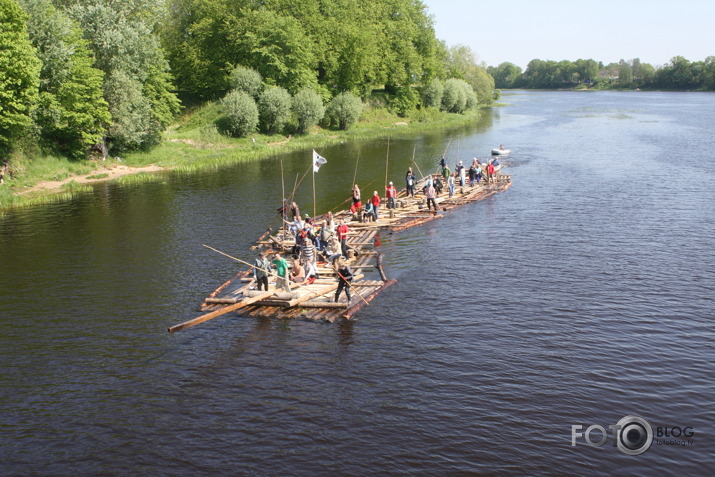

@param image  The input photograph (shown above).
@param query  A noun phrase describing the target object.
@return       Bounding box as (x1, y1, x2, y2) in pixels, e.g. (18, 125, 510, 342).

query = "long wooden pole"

(352, 151, 360, 187)
(312, 166, 316, 218)
(335, 270, 370, 306)
(202, 244, 274, 276)
(442, 137, 453, 158)
(290, 163, 313, 206)
(281, 159, 286, 239)
(384, 137, 390, 187)
(411, 145, 425, 179)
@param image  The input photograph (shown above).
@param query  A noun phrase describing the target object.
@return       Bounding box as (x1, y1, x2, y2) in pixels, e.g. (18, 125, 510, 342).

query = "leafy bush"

(220, 90, 259, 137)
(229, 65, 263, 99)
(441, 78, 472, 113)
(258, 86, 292, 134)
(421, 79, 443, 108)
(465, 88, 479, 111)
(324, 91, 363, 130)
(292, 88, 325, 134)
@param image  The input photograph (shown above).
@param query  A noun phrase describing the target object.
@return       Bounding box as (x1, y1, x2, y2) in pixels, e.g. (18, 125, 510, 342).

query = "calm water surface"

(1, 91, 714, 475)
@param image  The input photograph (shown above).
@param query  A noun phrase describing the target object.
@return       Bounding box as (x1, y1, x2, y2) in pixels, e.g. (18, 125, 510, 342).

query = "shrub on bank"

(324, 92, 363, 130)
(292, 88, 325, 134)
(258, 86, 292, 134)
(221, 90, 259, 137)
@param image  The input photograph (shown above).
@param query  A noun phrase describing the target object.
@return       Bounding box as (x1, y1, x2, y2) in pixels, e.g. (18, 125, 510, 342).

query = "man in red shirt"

(385, 181, 397, 209)
(370, 191, 381, 220)
(486, 161, 496, 184)
(336, 219, 350, 258)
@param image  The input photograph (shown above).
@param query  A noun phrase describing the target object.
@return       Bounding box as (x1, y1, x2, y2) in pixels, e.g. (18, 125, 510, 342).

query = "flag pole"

(313, 163, 316, 218)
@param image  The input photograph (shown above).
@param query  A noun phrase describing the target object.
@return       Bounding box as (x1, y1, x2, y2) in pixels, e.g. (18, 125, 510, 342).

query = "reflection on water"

(1, 91, 714, 475)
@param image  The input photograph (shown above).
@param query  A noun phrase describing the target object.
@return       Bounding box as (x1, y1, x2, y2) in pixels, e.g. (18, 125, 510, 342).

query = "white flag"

(313, 150, 327, 173)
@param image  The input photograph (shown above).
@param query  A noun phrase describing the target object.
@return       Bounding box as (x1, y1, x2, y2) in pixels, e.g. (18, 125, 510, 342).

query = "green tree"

(574, 59, 598, 84)
(66, 0, 179, 152)
(229, 9, 317, 94)
(444, 44, 495, 104)
(0, 0, 40, 156)
(221, 89, 259, 137)
(324, 91, 363, 130)
(20, 0, 110, 158)
(631, 58, 655, 86)
(704, 56, 715, 90)
(489, 62, 522, 89)
(103, 71, 159, 150)
(389, 85, 418, 117)
(618, 59, 632, 85)
(258, 86, 292, 134)
(292, 88, 324, 134)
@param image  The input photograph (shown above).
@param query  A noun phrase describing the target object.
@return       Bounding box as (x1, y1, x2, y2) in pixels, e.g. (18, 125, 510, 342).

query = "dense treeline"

(0, 0, 494, 172)
(488, 56, 715, 91)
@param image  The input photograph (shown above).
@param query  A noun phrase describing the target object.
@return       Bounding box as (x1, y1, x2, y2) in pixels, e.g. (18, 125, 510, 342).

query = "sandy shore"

(19, 163, 166, 195)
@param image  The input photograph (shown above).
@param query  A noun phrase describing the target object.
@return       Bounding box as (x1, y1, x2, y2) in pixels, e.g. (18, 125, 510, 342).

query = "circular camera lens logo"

(616, 415, 653, 455)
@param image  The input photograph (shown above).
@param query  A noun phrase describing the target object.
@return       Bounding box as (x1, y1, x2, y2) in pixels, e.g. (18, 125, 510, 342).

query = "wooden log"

(169, 289, 275, 332)
(376, 253, 388, 282)
(297, 301, 349, 309)
(250, 227, 273, 249)
(205, 297, 240, 304)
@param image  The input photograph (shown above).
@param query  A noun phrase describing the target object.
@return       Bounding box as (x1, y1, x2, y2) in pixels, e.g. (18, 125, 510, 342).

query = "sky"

(420, 0, 715, 69)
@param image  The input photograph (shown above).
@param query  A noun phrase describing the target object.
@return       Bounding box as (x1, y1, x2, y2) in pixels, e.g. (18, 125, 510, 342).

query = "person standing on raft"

(405, 167, 416, 198)
(385, 181, 397, 209)
(336, 219, 350, 258)
(252, 249, 272, 291)
(334, 258, 354, 304)
(370, 190, 381, 220)
(426, 182, 439, 211)
(272, 252, 291, 293)
(350, 184, 362, 214)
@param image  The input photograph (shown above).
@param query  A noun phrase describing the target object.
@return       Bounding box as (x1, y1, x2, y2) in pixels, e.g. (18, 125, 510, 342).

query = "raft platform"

(168, 171, 510, 331)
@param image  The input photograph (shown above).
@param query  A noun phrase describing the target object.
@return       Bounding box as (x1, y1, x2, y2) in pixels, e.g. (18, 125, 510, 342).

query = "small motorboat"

(491, 146, 510, 155)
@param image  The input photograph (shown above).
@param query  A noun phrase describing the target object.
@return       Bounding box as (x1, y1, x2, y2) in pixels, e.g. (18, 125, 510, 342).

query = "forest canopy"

(1, 0, 494, 164)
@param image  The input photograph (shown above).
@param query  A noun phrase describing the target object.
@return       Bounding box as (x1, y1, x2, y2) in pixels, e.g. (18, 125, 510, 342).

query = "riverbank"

(0, 104, 484, 211)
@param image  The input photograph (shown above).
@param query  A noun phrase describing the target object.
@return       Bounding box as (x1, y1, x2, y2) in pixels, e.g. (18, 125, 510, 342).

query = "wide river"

(1, 91, 713, 475)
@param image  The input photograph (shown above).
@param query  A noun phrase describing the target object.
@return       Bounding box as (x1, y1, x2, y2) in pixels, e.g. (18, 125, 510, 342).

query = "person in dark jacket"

(334, 258, 353, 303)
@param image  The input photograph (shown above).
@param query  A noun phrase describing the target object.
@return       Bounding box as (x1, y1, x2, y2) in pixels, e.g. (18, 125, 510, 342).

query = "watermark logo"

(613, 415, 653, 455)
(571, 415, 695, 455)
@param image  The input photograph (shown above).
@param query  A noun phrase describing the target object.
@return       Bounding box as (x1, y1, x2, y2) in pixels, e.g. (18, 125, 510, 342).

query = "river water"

(1, 91, 713, 475)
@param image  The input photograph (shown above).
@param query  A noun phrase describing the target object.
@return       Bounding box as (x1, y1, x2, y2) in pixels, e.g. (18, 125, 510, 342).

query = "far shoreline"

(1, 107, 488, 212)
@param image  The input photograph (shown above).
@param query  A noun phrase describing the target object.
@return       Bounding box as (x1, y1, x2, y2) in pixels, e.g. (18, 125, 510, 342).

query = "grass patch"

(85, 173, 110, 180)
(116, 171, 168, 186)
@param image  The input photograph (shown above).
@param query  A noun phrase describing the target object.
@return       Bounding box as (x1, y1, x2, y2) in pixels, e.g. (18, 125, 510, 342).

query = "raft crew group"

(252, 155, 502, 304)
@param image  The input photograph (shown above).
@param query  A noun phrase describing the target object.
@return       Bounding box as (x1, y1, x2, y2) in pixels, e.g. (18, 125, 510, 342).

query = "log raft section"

(169, 172, 511, 331)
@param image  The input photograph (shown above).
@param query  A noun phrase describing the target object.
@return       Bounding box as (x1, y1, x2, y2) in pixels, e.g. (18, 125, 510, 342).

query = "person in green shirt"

(272, 252, 291, 293)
